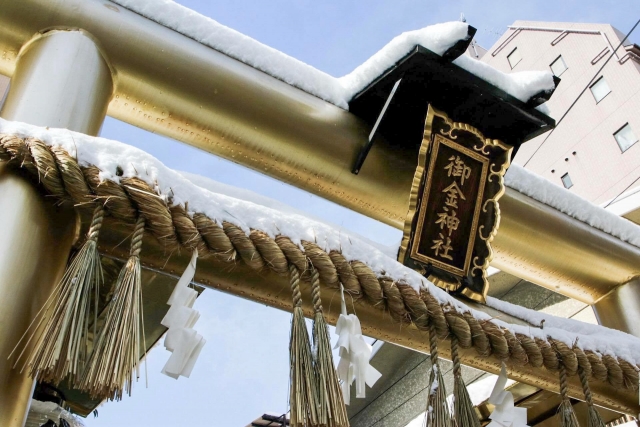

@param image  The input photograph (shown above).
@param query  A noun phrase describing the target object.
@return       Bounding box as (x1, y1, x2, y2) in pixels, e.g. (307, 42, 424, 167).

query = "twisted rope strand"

(428, 322, 439, 367)
(290, 264, 302, 309)
(579, 366, 593, 405)
(130, 216, 145, 258)
(310, 266, 323, 314)
(451, 335, 461, 379)
(87, 204, 105, 242)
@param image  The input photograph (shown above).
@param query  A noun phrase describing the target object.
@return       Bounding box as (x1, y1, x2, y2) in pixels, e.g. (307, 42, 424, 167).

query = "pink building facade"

(481, 21, 640, 204)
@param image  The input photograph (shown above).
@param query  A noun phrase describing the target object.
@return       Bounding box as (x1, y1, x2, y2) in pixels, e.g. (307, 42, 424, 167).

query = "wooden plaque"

(399, 105, 512, 302)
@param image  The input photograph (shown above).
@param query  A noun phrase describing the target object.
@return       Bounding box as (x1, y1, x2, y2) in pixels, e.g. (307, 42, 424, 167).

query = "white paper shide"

(487, 365, 529, 427)
(334, 285, 382, 404)
(161, 250, 206, 379)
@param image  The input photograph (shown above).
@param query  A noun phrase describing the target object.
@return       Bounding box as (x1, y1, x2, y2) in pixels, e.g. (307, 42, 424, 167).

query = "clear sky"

(85, 1, 639, 426)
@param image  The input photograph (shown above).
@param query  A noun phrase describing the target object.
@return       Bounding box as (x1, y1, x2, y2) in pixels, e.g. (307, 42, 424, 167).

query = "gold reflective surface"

(0, 0, 638, 308)
(94, 217, 640, 414)
(0, 28, 111, 424)
(593, 279, 640, 337)
(0, 167, 77, 427)
(0, 29, 113, 136)
(493, 189, 640, 304)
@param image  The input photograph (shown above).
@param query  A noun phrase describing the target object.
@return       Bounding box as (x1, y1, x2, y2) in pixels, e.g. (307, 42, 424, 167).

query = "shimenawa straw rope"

(80, 216, 147, 400)
(9, 204, 104, 385)
(423, 322, 451, 427)
(2, 134, 639, 404)
(578, 366, 605, 427)
(451, 335, 480, 427)
(310, 266, 349, 427)
(289, 264, 319, 427)
(558, 364, 580, 427)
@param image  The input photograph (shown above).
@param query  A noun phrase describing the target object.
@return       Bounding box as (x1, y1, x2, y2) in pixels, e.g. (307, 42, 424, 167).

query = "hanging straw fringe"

(3, 135, 640, 406)
(80, 216, 147, 400)
(558, 364, 580, 427)
(9, 204, 104, 385)
(578, 366, 605, 427)
(289, 264, 319, 427)
(424, 322, 451, 427)
(451, 336, 480, 427)
(310, 267, 349, 427)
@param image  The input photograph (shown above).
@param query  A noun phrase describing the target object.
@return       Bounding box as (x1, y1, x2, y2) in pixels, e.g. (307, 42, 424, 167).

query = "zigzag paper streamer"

(334, 285, 381, 404)
(487, 364, 529, 427)
(161, 249, 206, 379)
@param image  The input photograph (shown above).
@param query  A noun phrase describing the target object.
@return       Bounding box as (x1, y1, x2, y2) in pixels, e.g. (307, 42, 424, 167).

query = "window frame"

(549, 55, 568, 77)
(507, 47, 522, 69)
(589, 76, 611, 104)
(561, 172, 573, 189)
(614, 123, 638, 153)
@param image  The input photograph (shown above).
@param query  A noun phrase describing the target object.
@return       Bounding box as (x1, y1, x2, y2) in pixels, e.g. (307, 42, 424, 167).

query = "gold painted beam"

(0, 167, 77, 427)
(93, 215, 640, 414)
(492, 189, 640, 304)
(0, 28, 112, 426)
(0, 1, 638, 305)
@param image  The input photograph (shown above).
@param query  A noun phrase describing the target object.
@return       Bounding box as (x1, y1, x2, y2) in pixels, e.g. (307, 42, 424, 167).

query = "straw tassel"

(578, 366, 605, 427)
(310, 267, 349, 427)
(80, 216, 147, 400)
(451, 336, 480, 427)
(558, 364, 580, 427)
(289, 264, 319, 427)
(9, 204, 104, 384)
(424, 322, 451, 427)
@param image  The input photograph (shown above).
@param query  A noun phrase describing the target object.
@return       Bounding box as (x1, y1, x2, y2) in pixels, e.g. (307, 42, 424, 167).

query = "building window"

(561, 173, 573, 189)
(550, 55, 567, 77)
(507, 48, 522, 69)
(590, 77, 611, 103)
(614, 124, 638, 152)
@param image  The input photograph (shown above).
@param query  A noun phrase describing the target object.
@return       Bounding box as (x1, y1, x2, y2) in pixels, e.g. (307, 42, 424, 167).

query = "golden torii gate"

(1, 0, 640, 425)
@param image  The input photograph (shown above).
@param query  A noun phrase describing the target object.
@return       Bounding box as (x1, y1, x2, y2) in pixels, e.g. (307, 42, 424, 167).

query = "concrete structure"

(482, 21, 640, 205)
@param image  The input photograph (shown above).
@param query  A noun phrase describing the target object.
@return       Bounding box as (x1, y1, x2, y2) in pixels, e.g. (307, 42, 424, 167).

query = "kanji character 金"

(442, 181, 466, 209)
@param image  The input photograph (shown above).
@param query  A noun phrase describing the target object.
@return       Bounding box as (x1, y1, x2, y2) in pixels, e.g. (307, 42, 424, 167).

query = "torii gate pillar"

(0, 29, 112, 427)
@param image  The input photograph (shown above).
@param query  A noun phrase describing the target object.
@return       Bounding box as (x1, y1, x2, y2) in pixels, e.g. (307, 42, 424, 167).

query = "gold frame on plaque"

(410, 133, 489, 277)
(398, 105, 512, 302)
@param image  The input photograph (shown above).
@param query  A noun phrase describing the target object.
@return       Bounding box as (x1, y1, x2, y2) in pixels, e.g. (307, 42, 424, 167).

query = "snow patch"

(0, 118, 429, 295)
(505, 164, 640, 249)
(3, 117, 639, 366)
(454, 55, 555, 102)
(337, 22, 471, 98)
(110, 0, 554, 107)
(180, 171, 398, 258)
(487, 296, 640, 365)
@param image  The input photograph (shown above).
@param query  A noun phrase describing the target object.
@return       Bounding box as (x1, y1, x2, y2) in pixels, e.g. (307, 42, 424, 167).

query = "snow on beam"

(1, 121, 639, 413)
(110, 0, 552, 108)
(0, 0, 637, 305)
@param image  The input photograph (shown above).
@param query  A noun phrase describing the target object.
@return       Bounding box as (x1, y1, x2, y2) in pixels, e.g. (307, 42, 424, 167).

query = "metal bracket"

(351, 78, 402, 175)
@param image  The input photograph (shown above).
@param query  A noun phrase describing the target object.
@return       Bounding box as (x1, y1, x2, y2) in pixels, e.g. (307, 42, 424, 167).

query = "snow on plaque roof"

(3, 117, 640, 365)
(111, 0, 555, 109)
